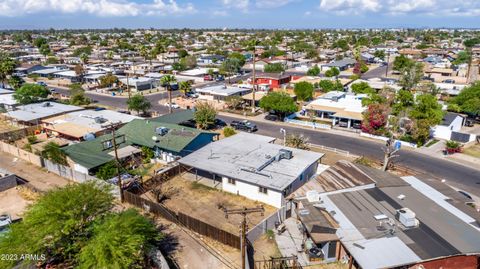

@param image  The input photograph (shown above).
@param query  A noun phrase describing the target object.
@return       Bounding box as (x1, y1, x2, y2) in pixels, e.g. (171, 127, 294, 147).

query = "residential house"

(63, 118, 217, 174)
(291, 161, 480, 269)
(41, 109, 141, 141)
(178, 132, 324, 208)
(320, 58, 357, 71)
(2, 102, 84, 126)
(196, 85, 252, 102)
(250, 72, 291, 88)
(304, 91, 366, 129)
(431, 112, 476, 142)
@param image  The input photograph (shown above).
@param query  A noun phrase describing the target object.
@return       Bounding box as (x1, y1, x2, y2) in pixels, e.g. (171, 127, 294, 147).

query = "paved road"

(362, 63, 392, 80)
(218, 115, 480, 195)
(49, 79, 480, 195)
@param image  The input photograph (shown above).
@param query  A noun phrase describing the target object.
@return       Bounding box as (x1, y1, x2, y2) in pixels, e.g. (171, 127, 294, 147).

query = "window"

(228, 178, 236, 185)
(259, 186, 268, 194)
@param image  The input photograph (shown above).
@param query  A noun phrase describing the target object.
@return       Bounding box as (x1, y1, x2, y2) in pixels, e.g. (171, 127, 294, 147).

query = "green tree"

(8, 75, 23, 89)
(13, 83, 50, 105)
(259, 92, 297, 117)
(33, 37, 48, 48)
(306, 65, 320, 76)
(351, 82, 374, 94)
(99, 73, 119, 88)
(392, 89, 414, 115)
(194, 101, 216, 129)
(127, 94, 151, 115)
(294, 81, 314, 101)
(264, 63, 285, 73)
(0, 182, 134, 268)
(70, 87, 91, 106)
(228, 52, 246, 66)
(373, 50, 385, 60)
(39, 43, 51, 57)
(398, 62, 423, 91)
(453, 51, 471, 65)
(77, 209, 160, 269)
(393, 55, 413, 71)
(179, 81, 192, 96)
(409, 94, 444, 124)
(450, 82, 480, 116)
(318, 80, 342, 92)
(96, 161, 118, 180)
(0, 53, 17, 87)
(225, 95, 243, 109)
(160, 75, 177, 114)
(325, 67, 340, 77)
(41, 142, 67, 165)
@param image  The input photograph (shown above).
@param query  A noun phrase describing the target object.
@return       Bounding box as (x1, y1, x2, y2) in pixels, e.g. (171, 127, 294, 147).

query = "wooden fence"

(124, 191, 241, 249)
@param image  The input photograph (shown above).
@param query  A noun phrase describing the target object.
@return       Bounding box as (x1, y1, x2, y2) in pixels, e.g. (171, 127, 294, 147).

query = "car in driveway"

(0, 214, 12, 235)
(164, 102, 180, 109)
(37, 81, 47, 87)
(230, 120, 257, 132)
(264, 114, 280, 121)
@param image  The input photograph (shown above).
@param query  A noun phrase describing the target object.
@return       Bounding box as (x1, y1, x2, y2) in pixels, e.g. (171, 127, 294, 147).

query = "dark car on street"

(230, 120, 258, 132)
(264, 114, 280, 121)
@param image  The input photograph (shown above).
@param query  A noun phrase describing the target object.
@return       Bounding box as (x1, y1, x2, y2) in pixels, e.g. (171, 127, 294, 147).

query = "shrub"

(223, 126, 236, 137)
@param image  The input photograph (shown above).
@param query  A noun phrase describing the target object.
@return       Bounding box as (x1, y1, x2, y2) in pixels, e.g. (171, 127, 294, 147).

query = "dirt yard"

(253, 233, 282, 261)
(145, 176, 277, 235)
(463, 144, 480, 158)
(0, 151, 70, 192)
(0, 187, 33, 220)
(0, 119, 19, 133)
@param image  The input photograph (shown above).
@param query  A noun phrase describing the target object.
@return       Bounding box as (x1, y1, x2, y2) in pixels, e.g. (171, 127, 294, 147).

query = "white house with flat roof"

(196, 85, 252, 102)
(2, 101, 84, 125)
(178, 133, 324, 208)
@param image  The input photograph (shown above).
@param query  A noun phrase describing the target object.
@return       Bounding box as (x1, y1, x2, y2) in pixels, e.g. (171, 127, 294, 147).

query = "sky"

(1, 0, 480, 29)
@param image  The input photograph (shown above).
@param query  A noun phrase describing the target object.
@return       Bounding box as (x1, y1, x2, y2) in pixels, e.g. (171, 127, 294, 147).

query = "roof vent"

(94, 116, 107, 124)
(42, 102, 51, 107)
(155, 127, 169, 136)
(395, 208, 419, 228)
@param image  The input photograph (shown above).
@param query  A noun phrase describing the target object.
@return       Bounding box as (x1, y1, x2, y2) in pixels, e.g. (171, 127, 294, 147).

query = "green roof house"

(63, 118, 218, 174)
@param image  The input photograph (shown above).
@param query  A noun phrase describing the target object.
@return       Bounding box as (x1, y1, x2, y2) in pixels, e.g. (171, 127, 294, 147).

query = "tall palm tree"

(160, 75, 177, 114)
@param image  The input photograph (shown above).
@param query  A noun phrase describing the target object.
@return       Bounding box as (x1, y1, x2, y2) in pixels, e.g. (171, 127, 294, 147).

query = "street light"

(280, 128, 286, 146)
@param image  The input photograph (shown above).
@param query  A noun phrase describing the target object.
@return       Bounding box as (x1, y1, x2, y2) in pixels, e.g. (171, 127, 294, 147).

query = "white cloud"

(221, 0, 249, 11)
(318, 0, 480, 16)
(255, 0, 295, 8)
(0, 0, 196, 17)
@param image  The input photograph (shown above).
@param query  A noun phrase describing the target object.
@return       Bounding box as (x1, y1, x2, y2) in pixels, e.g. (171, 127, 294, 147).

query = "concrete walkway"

(274, 218, 310, 266)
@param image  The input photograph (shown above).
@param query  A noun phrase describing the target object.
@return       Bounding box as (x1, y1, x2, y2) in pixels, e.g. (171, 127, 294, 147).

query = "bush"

(223, 126, 236, 137)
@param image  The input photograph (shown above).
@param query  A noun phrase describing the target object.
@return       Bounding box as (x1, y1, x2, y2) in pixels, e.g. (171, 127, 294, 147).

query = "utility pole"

(223, 206, 264, 269)
(102, 122, 125, 202)
(384, 51, 390, 78)
(251, 44, 256, 113)
(382, 137, 400, 171)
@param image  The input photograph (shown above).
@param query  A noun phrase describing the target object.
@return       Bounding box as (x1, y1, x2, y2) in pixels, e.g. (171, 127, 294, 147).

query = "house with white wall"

(430, 112, 476, 142)
(178, 133, 324, 208)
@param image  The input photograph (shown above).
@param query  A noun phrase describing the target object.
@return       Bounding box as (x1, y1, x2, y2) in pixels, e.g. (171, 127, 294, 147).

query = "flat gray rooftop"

(4, 102, 84, 122)
(178, 132, 324, 191)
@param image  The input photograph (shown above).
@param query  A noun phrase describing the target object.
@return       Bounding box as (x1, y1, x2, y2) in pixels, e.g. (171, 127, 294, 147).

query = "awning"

(108, 145, 141, 159)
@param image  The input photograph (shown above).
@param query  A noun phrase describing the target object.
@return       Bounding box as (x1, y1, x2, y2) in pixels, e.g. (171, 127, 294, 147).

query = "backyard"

(143, 175, 277, 235)
(463, 144, 480, 158)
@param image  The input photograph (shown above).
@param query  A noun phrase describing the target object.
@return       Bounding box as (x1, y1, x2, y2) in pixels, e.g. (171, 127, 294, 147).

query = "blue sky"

(1, 0, 480, 29)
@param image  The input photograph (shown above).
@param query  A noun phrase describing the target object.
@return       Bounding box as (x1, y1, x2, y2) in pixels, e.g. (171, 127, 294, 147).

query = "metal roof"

(178, 132, 324, 191)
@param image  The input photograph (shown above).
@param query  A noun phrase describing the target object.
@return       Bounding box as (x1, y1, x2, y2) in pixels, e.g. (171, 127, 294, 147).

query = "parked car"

(465, 119, 474, 127)
(94, 107, 106, 111)
(214, 119, 227, 128)
(164, 102, 180, 109)
(264, 114, 279, 121)
(37, 81, 47, 87)
(180, 119, 197, 128)
(338, 121, 348, 128)
(352, 122, 362, 129)
(203, 75, 214, 81)
(443, 79, 455, 84)
(0, 214, 12, 235)
(186, 91, 199, 98)
(230, 120, 257, 132)
(215, 75, 225, 81)
(118, 110, 131, 115)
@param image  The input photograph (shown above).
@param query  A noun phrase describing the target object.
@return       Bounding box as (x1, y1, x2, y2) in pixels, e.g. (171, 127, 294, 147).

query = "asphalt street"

(218, 115, 480, 195)
(48, 75, 480, 195)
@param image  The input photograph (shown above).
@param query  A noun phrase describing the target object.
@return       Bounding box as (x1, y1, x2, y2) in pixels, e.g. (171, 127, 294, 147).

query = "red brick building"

(250, 72, 291, 88)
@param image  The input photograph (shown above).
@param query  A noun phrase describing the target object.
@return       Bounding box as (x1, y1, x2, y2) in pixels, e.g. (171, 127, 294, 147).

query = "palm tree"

(160, 75, 177, 114)
(179, 81, 191, 97)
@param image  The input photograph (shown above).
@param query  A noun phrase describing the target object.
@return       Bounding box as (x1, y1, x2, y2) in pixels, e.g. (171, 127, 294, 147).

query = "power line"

(223, 206, 265, 269)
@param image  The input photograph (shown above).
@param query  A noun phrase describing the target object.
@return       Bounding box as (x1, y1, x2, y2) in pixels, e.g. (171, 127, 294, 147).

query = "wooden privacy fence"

(124, 191, 241, 249)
